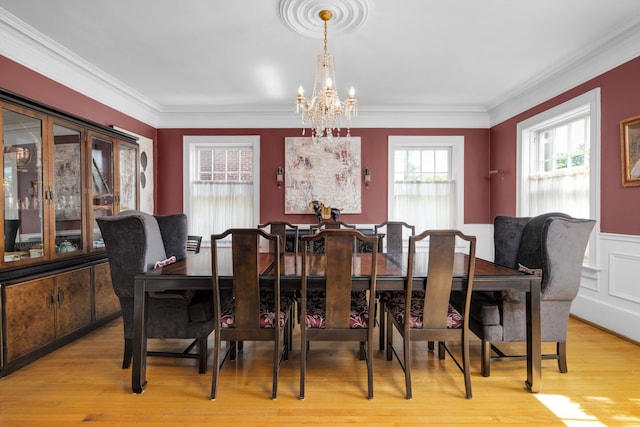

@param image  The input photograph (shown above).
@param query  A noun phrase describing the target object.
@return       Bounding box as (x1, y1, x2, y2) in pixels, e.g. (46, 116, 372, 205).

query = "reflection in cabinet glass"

(91, 135, 114, 249)
(53, 123, 84, 254)
(2, 108, 44, 263)
(119, 142, 138, 212)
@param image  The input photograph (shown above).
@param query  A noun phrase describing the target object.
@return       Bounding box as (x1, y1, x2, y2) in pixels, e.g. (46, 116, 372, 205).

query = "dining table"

(132, 248, 542, 394)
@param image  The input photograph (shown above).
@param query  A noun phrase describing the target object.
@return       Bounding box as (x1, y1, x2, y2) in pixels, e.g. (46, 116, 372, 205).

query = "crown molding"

(0, 8, 161, 126)
(155, 105, 490, 129)
(488, 20, 640, 126)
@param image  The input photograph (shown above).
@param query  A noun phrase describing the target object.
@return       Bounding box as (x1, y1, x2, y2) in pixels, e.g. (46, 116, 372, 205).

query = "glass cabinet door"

(90, 134, 114, 249)
(52, 122, 84, 255)
(2, 107, 45, 263)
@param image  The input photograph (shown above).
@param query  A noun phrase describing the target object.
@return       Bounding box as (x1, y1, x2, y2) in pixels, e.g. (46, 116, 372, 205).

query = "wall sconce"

(276, 166, 284, 189)
(489, 169, 505, 180)
(363, 167, 371, 189)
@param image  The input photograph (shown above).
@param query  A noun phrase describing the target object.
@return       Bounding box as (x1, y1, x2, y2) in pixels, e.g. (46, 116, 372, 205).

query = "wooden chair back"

(310, 220, 356, 233)
(374, 221, 415, 254)
(258, 221, 298, 253)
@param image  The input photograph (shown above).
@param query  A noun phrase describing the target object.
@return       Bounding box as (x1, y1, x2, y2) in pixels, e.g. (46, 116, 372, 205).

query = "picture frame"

(284, 137, 361, 214)
(620, 114, 640, 187)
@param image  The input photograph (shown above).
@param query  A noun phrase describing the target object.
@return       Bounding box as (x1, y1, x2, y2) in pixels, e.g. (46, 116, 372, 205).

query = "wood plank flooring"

(1, 316, 639, 426)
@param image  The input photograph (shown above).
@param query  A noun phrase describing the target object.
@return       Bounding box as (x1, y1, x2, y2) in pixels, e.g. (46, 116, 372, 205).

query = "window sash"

(183, 136, 259, 245)
(388, 136, 463, 234)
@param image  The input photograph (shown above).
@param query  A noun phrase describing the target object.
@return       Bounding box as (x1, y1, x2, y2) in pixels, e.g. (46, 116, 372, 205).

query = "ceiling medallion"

(279, 0, 369, 38)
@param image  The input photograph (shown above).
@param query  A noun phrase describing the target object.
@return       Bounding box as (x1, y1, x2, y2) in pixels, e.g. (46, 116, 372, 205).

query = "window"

(183, 136, 260, 245)
(517, 89, 600, 265)
(388, 136, 464, 234)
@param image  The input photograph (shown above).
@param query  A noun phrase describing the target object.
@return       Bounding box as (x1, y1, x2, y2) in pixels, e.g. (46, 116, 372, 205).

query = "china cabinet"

(0, 89, 139, 376)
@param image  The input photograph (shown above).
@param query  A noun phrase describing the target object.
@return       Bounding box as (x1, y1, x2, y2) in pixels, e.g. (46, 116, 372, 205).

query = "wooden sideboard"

(0, 89, 133, 376)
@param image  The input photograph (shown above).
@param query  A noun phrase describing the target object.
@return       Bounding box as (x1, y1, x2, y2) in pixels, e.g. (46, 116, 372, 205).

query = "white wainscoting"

(572, 233, 640, 342)
(460, 223, 494, 262)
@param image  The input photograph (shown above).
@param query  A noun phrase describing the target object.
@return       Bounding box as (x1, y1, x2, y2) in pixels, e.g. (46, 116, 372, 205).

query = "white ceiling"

(1, 0, 640, 128)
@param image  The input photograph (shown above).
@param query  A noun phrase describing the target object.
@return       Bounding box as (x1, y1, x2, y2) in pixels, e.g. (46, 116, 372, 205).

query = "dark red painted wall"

(0, 56, 156, 140)
(156, 127, 491, 224)
(489, 56, 640, 235)
(6, 52, 639, 234)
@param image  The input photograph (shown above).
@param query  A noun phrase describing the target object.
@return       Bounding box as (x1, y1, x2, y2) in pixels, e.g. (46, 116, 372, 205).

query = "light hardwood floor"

(1, 316, 639, 426)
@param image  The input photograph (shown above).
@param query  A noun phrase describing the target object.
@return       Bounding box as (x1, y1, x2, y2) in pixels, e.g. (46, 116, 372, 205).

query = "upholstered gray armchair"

(96, 210, 214, 373)
(454, 213, 595, 376)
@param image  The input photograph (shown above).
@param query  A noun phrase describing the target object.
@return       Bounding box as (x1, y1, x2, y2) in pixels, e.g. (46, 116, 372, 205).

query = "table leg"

(132, 277, 147, 393)
(525, 277, 541, 393)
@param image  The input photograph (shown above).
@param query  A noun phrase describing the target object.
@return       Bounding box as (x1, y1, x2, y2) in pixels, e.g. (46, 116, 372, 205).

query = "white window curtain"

(529, 167, 590, 218)
(191, 181, 254, 238)
(388, 135, 464, 235)
(392, 181, 456, 232)
(183, 135, 260, 246)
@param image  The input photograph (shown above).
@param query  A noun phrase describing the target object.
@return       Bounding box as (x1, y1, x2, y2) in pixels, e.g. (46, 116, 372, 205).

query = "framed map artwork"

(284, 137, 361, 214)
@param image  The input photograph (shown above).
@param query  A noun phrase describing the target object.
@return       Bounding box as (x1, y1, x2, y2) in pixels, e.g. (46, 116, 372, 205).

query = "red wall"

(7, 52, 640, 234)
(156, 128, 491, 225)
(489, 56, 640, 235)
(0, 56, 156, 140)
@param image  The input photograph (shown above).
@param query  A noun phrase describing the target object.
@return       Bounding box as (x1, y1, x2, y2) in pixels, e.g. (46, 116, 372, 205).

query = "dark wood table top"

(142, 249, 537, 292)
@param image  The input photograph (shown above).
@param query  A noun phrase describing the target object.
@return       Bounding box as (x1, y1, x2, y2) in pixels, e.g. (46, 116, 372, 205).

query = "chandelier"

(296, 10, 357, 140)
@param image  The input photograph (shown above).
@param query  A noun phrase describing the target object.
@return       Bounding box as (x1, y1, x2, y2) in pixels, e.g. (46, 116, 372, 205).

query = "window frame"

(183, 135, 260, 233)
(516, 88, 600, 268)
(388, 135, 465, 229)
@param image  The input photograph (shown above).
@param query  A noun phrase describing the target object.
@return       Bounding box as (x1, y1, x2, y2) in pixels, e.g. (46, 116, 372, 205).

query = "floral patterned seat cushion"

(304, 290, 369, 329)
(219, 291, 292, 329)
(386, 291, 463, 329)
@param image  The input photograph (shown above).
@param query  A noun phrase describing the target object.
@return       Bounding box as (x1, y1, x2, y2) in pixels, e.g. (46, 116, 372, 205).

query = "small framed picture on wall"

(621, 114, 640, 187)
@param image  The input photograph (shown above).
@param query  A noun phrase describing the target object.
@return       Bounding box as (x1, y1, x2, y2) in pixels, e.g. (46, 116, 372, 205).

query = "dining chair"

(374, 221, 416, 350)
(300, 229, 379, 400)
(453, 213, 596, 377)
(186, 235, 202, 253)
(258, 221, 299, 253)
(97, 211, 214, 373)
(384, 229, 477, 399)
(210, 228, 292, 400)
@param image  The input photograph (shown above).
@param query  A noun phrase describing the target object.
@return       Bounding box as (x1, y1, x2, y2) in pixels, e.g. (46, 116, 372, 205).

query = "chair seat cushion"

(304, 290, 369, 329)
(386, 292, 463, 329)
(220, 292, 292, 328)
